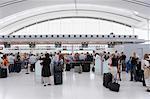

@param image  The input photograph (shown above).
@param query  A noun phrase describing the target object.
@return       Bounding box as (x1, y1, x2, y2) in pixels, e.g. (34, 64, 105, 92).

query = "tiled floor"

(0, 70, 150, 99)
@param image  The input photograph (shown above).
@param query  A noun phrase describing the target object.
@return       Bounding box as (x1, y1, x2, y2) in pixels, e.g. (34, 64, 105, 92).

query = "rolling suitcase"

(15, 63, 21, 73)
(65, 64, 71, 71)
(135, 70, 143, 82)
(82, 63, 90, 72)
(103, 73, 112, 88)
(108, 82, 120, 92)
(0, 68, 7, 78)
(54, 72, 63, 85)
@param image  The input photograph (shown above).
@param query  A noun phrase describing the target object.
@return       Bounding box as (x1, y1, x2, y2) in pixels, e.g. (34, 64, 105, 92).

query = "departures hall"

(0, 0, 150, 99)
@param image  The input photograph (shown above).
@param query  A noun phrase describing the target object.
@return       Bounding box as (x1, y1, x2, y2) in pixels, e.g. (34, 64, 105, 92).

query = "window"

(11, 18, 137, 39)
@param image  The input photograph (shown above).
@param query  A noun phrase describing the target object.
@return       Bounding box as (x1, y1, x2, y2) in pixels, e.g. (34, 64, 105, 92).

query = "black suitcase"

(54, 72, 63, 85)
(65, 64, 71, 71)
(108, 82, 120, 92)
(15, 63, 21, 73)
(103, 73, 112, 88)
(82, 63, 90, 72)
(135, 70, 143, 82)
(54, 63, 63, 73)
(0, 68, 7, 78)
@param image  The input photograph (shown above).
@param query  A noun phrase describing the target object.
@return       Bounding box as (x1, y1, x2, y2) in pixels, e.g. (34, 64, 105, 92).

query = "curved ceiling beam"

(0, 9, 141, 30)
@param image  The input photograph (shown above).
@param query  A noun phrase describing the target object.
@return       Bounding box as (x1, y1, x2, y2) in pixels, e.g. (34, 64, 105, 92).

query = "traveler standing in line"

(130, 52, 138, 81)
(29, 54, 37, 72)
(1, 54, 9, 77)
(141, 54, 150, 92)
(8, 53, 15, 73)
(120, 52, 126, 71)
(110, 53, 118, 82)
(14, 52, 21, 73)
(41, 53, 51, 86)
(95, 53, 102, 74)
(117, 53, 122, 81)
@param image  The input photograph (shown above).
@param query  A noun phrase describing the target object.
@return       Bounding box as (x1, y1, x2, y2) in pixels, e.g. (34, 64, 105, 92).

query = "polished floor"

(0, 70, 150, 99)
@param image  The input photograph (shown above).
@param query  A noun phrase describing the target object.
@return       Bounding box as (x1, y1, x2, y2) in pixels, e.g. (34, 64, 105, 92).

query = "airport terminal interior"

(0, 0, 150, 99)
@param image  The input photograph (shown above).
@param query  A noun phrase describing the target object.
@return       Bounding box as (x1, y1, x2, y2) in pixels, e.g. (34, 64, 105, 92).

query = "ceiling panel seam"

(0, 0, 27, 8)
(132, 0, 150, 6)
(122, 0, 150, 8)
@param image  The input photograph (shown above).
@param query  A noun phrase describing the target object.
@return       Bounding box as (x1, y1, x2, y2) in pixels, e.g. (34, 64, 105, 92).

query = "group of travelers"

(0, 50, 150, 91)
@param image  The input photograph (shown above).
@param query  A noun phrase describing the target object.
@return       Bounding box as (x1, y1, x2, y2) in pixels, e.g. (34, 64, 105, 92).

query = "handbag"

(144, 67, 150, 79)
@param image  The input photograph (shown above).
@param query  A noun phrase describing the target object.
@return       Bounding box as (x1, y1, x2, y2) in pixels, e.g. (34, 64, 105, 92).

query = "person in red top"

(2, 54, 9, 67)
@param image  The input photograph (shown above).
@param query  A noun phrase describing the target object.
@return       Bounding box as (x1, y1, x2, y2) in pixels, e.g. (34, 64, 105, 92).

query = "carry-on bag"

(103, 73, 112, 88)
(0, 68, 7, 78)
(65, 64, 71, 71)
(108, 82, 120, 92)
(54, 72, 63, 85)
(82, 62, 90, 72)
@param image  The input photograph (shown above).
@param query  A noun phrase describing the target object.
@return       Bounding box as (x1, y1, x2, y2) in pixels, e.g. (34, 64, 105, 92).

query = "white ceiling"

(0, 0, 150, 34)
(0, 0, 150, 18)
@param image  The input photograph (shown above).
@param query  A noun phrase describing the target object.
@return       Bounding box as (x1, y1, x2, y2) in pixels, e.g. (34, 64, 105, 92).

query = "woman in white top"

(95, 53, 102, 75)
(141, 54, 150, 92)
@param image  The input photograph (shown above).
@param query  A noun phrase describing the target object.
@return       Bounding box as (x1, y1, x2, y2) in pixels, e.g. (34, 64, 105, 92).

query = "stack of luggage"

(54, 62, 63, 85)
(103, 73, 120, 92)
